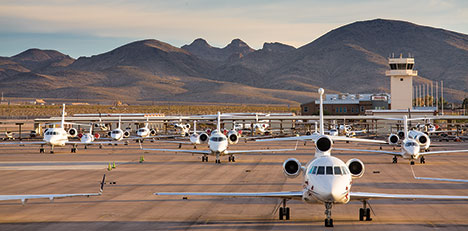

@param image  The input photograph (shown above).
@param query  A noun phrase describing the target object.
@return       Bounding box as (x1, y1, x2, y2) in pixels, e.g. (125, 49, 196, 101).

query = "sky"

(1, 0, 467, 58)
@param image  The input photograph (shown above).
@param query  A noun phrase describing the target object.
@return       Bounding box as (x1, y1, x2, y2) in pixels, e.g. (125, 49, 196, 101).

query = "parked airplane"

(335, 116, 468, 165)
(154, 88, 468, 227)
(0, 104, 89, 153)
(0, 175, 105, 204)
(140, 112, 297, 163)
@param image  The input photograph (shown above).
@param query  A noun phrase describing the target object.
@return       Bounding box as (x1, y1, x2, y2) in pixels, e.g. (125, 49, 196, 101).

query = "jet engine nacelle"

(68, 128, 77, 137)
(123, 131, 130, 138)
(315, 135, 333, 153)
(227, 131, 239, 144)
(150, 129, 157, 136)
(346, 159, 365, 178)
(397, 130, 405, 139)
(388, 134, 399, 145)
(199, 132, 209, 143)
(283, 158, 303, 178)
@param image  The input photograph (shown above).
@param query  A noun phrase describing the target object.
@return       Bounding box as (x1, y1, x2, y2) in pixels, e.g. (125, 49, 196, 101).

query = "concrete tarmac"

(0, 139, 467, 230)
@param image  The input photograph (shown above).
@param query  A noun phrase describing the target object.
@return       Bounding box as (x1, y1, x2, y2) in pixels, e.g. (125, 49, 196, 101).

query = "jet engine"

(283, 158, 303, 178)
(346, 159, 365, 178)
(397, 130, 405, 139)
(68, 128, 77, 137)
(315, 135, 333, 153)
(199, 132, 209, 143)
(415, 133, 428, 145)
(305, 131, 312, 136)
(123, 130, 130, 138)
(227, 131, 239, 144)
(388, 134, 399, 145)
(150, 129, 157, 136)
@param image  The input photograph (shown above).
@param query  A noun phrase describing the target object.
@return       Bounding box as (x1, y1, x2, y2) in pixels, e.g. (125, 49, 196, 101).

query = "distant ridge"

(0, 19, 467, 104)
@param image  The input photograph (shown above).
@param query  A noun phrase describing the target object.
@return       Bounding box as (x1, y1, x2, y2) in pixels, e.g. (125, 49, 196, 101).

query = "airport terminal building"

(300, 93, 391, 115)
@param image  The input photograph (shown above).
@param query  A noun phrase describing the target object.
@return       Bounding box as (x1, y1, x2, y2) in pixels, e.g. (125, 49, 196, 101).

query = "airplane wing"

(141, 147, 211, 155)
(0, 141, 47, 145)
(226, 148, 297, 154)
(350, 191, 468, 200)
(155, 191, 303, 200)
(149, 140, 193, 145)
(420, 149, 468, 156)
(330, 136, 387, 144)
(411, 166, 468, 183)
(0, 174, 105, 204)
(255, 134, 319, 142)
(334, 148, 402, 156)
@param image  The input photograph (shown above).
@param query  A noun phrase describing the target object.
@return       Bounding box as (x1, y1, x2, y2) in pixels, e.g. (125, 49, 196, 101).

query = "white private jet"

(0, 175, 105, 205)
(154, 88, 468, 227)
(0, 104, 90, 153)
(153, 121, 210, 149)
(335, 116, 468, 165)
(140, 112, 297, 163)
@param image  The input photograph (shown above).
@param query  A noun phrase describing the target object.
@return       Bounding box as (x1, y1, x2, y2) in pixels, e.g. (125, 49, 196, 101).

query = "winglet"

(100, 174, 106, 193)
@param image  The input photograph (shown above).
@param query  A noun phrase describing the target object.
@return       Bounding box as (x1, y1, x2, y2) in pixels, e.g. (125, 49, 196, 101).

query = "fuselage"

(43, 128, 69, 146)
(110, 129, 124, 141)
(137, 127, 150, 138)
(302, 156, 352, 204)
(80, 133, 95, 143)
(207, 132, 228, 155)
(400, 139, 421, 159)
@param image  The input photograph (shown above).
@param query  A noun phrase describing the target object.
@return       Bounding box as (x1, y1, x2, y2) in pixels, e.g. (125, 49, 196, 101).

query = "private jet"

(154, 88, 468, 227)
(140, 112, 297, 163)
(335, 116, 468, 165)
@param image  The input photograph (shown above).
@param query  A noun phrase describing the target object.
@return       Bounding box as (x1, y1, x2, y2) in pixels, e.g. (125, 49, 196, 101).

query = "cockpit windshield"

(210, 136, 226, 142)
(112, 130, 121, 134)
(405, 141, 417, 147)
(309, 165, 348, 176)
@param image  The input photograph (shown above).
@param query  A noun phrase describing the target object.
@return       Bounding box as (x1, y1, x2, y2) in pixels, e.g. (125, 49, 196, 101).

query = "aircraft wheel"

(392, 156, 397, 164)
(359, 208, 364, 221)
(410, 161, 415, 165)
(40, 148, 44, 153)
(365, 208, 372, 221)
(285, 207, 290, 220)
(50, 151, 54, 154)
(279, 207, 284, 220)
(420, 157, 425, 164)
(232, 156, 236, 162)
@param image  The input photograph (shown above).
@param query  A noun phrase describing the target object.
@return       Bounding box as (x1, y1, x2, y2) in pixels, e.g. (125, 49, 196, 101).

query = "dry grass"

(0, 104, 300, 118)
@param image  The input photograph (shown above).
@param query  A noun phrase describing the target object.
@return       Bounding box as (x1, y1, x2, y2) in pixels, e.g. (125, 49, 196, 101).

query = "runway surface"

(0, 139, 467, 230)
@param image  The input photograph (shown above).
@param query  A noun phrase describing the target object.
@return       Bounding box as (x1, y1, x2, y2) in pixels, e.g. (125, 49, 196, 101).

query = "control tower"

(385, 54, 417, 110)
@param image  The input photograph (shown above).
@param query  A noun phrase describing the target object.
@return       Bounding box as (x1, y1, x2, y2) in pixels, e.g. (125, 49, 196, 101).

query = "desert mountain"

(0, 19, 467, 105)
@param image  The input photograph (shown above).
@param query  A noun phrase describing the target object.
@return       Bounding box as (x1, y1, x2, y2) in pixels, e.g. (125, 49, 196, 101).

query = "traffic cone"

(107, 163, 112, 171)
(112, 162, 116, 169)
(139, 155, 145, 163)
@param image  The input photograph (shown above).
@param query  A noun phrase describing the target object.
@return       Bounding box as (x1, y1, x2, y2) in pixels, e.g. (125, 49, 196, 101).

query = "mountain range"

(1, 19, 467, 105)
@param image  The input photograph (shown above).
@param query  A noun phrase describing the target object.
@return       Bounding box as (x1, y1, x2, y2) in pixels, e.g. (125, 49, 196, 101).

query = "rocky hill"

(0, 19, 466, 105)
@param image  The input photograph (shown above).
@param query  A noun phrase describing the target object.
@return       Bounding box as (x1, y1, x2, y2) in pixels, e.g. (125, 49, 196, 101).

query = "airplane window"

(317, 166, 325, 175)
(326, 166, 333, 175)
(312, 166, 317, 174)
(210, 137, 217, 141)
(334, 166, 342, 175)
(405, 142, 416, 147)
(220, 137, 226, 141)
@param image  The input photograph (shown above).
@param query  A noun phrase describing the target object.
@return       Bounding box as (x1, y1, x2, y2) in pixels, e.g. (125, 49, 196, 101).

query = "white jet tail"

(318, 88, 325, 135)
(217, 112, 221, 131)
(118, 115, 121, 130)
(61, 104, 66, 129)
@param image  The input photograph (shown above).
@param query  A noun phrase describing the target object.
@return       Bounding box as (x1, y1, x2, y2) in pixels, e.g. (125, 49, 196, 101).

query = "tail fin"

(61, 104, 66, 129)
(217, 112, 221, 131)
(193, 120, 197, 133)
(403, 115, 408, 140)
(118, 116, 121, 129)
(318, 88, 325, 135)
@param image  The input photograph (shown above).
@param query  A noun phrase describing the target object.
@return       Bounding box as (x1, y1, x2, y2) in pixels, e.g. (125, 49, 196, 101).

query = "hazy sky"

(1, 0, 467, 58)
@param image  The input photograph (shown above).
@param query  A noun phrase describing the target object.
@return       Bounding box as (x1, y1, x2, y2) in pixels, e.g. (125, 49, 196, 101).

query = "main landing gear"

(215, 159, 221, 164)
(420, 156, 426, 164)
(410, 160, 415, 165)
(279, 199, 290, 220)
(324, 202, 333, 227)
(392, 156, 398, 164)
(359, 200, 372, 221)
(201, 155, 208, 162)
(39, 145, 45, 153)
(71, 146, 77, 153)
(228, 155, 236, 162)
